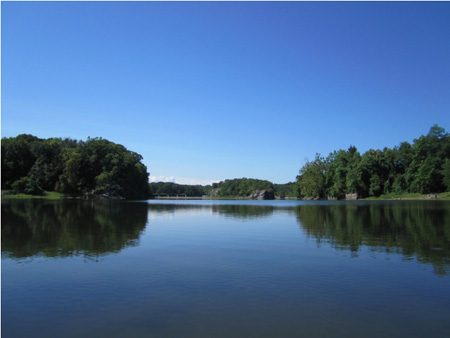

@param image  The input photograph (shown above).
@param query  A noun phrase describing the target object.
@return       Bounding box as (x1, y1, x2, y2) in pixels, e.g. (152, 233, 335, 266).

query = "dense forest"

(1, 134, 151, 199)
(2, 125, 449, 200)
(296, 124, 450, 199)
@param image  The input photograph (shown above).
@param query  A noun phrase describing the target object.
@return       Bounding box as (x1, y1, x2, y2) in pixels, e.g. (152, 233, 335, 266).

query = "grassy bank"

(363, 191, 450, 201)
(3, 190, 450, 201)
(1, 191, 76, 199)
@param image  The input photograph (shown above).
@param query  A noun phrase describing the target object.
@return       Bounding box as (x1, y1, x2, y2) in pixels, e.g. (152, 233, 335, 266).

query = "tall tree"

(406, 124, 450, 193)
(296, 154, 327, 199)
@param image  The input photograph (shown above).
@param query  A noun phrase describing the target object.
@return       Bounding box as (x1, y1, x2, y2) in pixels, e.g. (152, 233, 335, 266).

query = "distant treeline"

(211, 178, 297, 198)
(1, 134, 151, 199)
(149, 182, 212, 197)
(211, 178, 274, 198)
(296, 124, 450, 199)
(150, 179, 297, 199)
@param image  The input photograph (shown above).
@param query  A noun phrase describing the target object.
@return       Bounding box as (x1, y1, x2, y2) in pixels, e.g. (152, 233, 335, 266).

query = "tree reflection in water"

(293, 201, 450, 276)
(1, 199, 148, 259)
(2, 200, 450, 275)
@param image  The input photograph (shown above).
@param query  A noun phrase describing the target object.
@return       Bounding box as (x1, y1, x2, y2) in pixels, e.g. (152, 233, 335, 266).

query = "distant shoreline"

(2, 191, 450, 201)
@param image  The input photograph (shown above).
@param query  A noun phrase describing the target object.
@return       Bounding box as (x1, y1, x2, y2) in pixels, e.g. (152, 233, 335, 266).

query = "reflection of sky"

(144, 199, 396, 207)
(147, 209, 175, 220)
(147, 207, 214, 221)
(140, 207, 306, 257)
(142, 200, 450, 275)
(3, 200, 450, 338)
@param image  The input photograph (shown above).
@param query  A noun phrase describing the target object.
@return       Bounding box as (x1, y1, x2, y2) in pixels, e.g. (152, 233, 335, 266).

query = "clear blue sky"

(2, 2, 450, 185)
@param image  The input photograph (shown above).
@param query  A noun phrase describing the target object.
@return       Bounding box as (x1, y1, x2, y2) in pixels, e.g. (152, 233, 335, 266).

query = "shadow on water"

(1, 199, 148, 260)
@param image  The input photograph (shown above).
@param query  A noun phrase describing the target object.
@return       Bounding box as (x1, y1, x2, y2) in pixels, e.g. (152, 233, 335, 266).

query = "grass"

(1, 190, 77, 199)
(363, 191, 450, 201)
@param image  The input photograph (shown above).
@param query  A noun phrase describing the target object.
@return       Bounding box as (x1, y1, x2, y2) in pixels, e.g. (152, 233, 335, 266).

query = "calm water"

(2, 199, 450, 338)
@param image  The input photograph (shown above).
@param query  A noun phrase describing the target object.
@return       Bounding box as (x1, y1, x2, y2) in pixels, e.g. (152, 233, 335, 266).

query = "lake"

(2, 199, 450, 337)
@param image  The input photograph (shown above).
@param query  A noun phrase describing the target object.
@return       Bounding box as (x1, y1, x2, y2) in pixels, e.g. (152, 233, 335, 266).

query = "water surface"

(2, 199, 450, 337)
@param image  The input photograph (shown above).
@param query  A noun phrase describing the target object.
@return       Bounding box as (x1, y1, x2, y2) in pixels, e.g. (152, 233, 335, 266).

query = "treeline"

(296, 125, 450, 199)
(274, 182, 297, 198)
(149, 179, 297, 199)
(151, 178, 278, 199)
(4, 125, 448, 201)
(149, 182, 211, 197)
(149, 178, 275, 198)
(1, 134, 151, 199)
(211, 178, 275, 198)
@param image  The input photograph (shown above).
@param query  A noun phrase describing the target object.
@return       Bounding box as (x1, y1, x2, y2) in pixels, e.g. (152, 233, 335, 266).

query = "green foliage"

(1, 134, 41, 189)
(324, 146, 361, 199)
(212, 178, 275, 198)
(274, 182, 297, 198)
(296, 125, 450, 199)
(405, 125, 450, 193)
(1, 135, 151, 199)
(58, 151, 83, 194)
(296, 154, 327, 199)
(11, 177, 44, 195)
(441, 159, 450, 191)
(148, 182, 209, 197)
(149, 179, 281, 199)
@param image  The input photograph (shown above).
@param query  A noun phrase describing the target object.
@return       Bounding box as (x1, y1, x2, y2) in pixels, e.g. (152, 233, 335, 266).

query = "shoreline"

(2, 191, 450, 201)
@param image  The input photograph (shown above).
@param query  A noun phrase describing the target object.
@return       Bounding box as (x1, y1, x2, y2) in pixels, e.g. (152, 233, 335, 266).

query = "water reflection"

(212, 204, 274, 220)
(146, 203, 275, 220)
(2, 200, 450, 275)
(293, 202, 450, 276)
(1, 199, 148, 259)
(144, 201, 450, 275)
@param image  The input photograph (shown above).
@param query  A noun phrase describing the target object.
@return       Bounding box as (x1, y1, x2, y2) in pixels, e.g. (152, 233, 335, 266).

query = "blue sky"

(2, 2, 450, 185)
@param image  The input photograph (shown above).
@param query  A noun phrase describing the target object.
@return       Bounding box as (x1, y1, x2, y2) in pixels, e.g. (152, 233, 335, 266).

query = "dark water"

(2, 199, 450, 338)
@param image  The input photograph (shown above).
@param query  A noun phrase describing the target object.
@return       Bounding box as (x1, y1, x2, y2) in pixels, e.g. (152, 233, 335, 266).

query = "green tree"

(296, 154, 327, 199)
(1, 134, 41, 189)
(324, 146, 361, 199)
(326, 150, 348, 199)
(406, 124, 450, 193)
(441, 159, 450, 191)
(1, 134, 151, 198)
(27, 138, 66, 192)
(57, 151, 83, 194)
(274, 182, 297, 198)
(211, 178, 274, 198)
